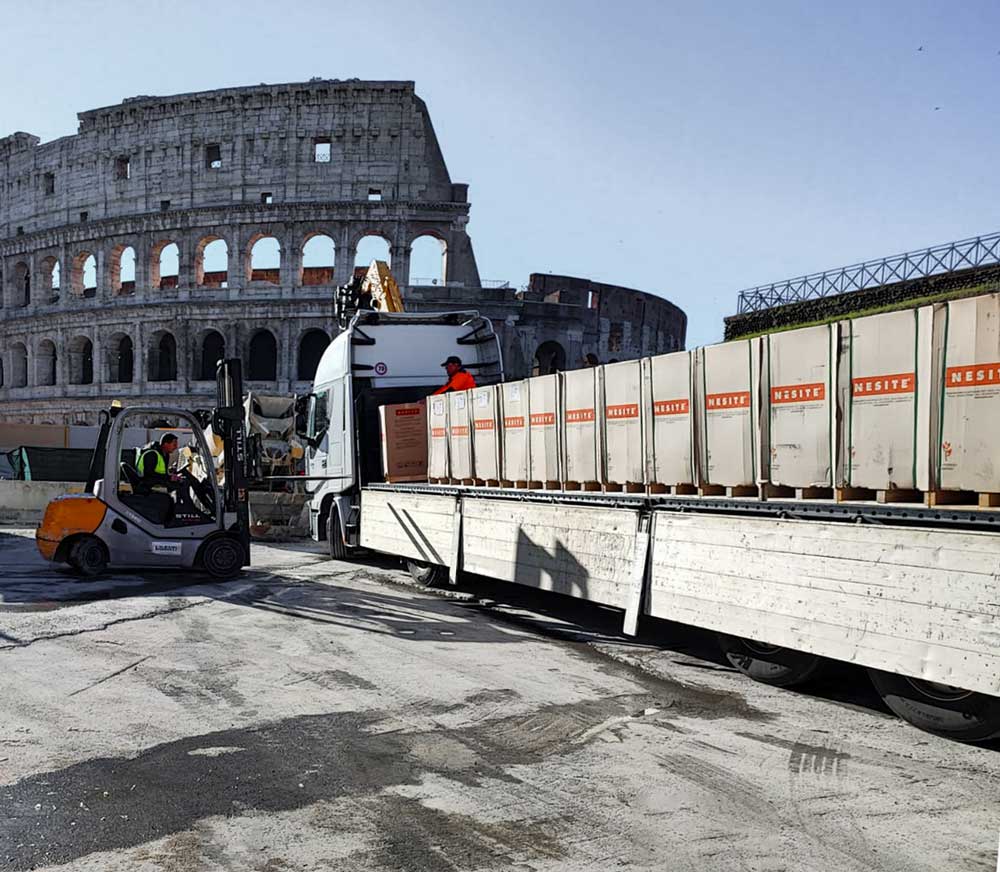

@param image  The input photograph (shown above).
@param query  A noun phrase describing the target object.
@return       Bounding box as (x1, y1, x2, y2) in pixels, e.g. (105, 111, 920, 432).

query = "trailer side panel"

(359, 489, 457, 566)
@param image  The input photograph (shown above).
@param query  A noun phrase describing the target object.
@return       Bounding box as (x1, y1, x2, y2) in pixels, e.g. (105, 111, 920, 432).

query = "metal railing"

(736, 232, 1000, 314)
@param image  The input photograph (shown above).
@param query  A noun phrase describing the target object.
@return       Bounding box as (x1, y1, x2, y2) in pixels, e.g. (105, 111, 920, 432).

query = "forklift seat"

(119, 461, 174, 525)
(120, 462, 144, 493)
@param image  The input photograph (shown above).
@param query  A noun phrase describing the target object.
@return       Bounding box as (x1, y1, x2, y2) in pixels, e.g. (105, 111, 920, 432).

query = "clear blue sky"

(1, 0, 997, 347)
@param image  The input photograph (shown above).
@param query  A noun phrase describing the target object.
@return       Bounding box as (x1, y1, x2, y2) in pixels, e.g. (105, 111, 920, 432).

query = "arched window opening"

(532, 340, 566, 376)
(297, 329, 329, 381)
(247, 329, 278, 381)
(196, 237, 229, 287)
(354, 235, 391, 269)
(107, 334, 134, 384)
(109, 245, 137, 296)
(148, 331, 177, 382)
(40, 257, 60, 302)
(408, 235, 448, 286)
(14, 262, 30, 307)
(301, 233, 336, 286)
(249, 236, 281, 284)
(71, 252, 97, 298)
(10, 343, 27, 387)
(68, 336, 94, 385)
(36, 339, 57, 386)
(198, 330, 226, 380)
(151, 241, 179, 289)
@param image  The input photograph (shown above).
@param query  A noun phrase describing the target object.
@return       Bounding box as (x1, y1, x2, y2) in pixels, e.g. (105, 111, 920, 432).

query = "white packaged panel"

(648, 512, 1000, 696)
(501, 380, 529, 483)
(643, 351, 695, 487)
(461, 497, 641, 608)
(448, 390, 473, 481)
(845, 307, 934, 490)
(528, 374, 560, 484)
(360, 489, 457, 566)
(561, 368, 600, 484)
(602, 360, 644, 485)
(426, 395, 450, 480)
(938, 293, 1000, 492)
(764, 325, 837, 488)
(698, 339, 760, 487)
(471, 385, 501, 482)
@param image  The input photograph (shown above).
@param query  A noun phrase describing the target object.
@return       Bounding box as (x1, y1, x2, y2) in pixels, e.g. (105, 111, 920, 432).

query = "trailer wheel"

(199, 535, 245, 579)
(867, 669, 1000, 742)
(69, 536, 108, 578)
(327, 507, 348, 560)
(406, 560, 448, 588)
(717, 634, 822, 687)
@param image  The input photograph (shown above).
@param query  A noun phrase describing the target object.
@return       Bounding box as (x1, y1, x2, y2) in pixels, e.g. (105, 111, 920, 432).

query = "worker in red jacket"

(433, 355, 476, 394)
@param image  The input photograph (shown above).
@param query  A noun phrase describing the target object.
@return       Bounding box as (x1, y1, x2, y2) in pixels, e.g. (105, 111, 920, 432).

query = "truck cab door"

(306, 389, 329, 490)
(324, 375, 354, 488)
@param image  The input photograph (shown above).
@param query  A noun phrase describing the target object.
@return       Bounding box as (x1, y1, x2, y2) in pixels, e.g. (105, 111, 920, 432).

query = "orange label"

(654, 398, 689, 416)
(945, 362, 1000, 388)
(474, 418, 495, 430)
(771, 382, 825, 404)
(530, 412, 555, 427)
(606, 403, 639, 420)
(431, 427, 447, 438)
(852, 372, 914, 397)
(395, 407, 422, 417)
(504, 416, 525, 429)
(706, 391, 750, 410)
(566, 408, 595, 423)
(450, 425, 469, 437)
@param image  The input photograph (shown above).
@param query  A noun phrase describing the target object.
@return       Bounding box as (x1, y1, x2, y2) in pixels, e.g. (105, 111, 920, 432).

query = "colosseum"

(0, 79, 686, 424)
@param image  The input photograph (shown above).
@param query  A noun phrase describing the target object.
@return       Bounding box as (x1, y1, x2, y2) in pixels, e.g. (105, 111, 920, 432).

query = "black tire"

(69, 536, 108, 578)
(199, 535, 245, 579)
(327, 506, 348, 560)
(406, 560, 448, 587)
(717, 633, 822, 688)
(867, 668, 1000, 743)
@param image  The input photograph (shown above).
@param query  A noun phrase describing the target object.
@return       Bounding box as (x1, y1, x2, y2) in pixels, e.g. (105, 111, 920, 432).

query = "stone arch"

(109, 244, 137, 296)
(148, 330, 177, 381)
(36, 338, 57, 386)
(297, 328, 330, 381)
(353, 232, 392, 268)
(151, 240, 180, 289)
(9, 342, 27, 387)
(247, 233, 281, 285)
(106, 332, 134, 383)
(196, 329, 226, 380)
(407, 233, 448, 285)
(195, 235, 229, 287)
(71, 251, 97, 298)
(247, 328, 278, 381)
(39, 256, 61, 299)
(301, 232, 336, 286)
(68, 335, 94, 385)
(14, 261, 30, 307)
(533, 340, 566, 376)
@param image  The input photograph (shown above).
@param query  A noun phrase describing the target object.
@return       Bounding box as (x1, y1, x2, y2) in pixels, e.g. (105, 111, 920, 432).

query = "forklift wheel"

(200, 536, 244, 579)
(69, 536, 109, 578)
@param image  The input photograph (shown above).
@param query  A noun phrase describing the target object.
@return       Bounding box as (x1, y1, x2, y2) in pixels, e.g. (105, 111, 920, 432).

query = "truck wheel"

(867, 669, 1000, 742)
(200, 536, 245, 579)
(717, 634, 822, 687)
(327, 507, 348, 560)
(406, 560, 448, 588)
(69, 536, 108, 578)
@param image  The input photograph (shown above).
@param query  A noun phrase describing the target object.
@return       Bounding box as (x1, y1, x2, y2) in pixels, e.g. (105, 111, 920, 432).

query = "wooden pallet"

(648, 483, 698, 496)
(925, 490, 999, 508)
(604, 482, 645, 494)
(563, 481, 602, 492)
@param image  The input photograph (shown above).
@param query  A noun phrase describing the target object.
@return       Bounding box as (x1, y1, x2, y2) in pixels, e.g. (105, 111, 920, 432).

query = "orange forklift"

(36, 359, 251, 578)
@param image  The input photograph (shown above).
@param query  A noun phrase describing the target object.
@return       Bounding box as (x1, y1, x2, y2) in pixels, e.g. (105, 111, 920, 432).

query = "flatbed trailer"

(358, 482, 1000, 742)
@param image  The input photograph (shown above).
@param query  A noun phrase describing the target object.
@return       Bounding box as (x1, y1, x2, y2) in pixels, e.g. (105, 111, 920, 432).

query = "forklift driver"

(136, 434, 183, 495)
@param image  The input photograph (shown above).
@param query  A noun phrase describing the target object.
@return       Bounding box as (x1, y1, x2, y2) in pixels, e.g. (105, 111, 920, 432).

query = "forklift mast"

(213, 358, 251, 557)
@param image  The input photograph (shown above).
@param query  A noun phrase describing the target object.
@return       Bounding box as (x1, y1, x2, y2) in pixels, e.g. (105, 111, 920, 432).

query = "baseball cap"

(441, 355, 462, 367)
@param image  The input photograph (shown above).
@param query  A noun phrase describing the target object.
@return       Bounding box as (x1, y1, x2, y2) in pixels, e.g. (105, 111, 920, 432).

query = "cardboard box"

(471, 385, 501, 482)
(426, 395, 450, 480)
(937, 294, 1000, 492)
(378, 402, 428, 483)
(602, 360, 644, 486)
(764, 324, 837, 488)
(528, 374, 560, 485)
(448, 390, 474, 481)
(698, 339, 761, 487)
(643, 351, 695, 487)
(843, 307, 935, 490)
(501, 380, 529, 483)
(561, 368, 600, 485)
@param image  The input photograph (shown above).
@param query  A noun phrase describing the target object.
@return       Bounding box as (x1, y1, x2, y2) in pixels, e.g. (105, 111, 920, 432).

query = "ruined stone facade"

(0, 80, 684, 424)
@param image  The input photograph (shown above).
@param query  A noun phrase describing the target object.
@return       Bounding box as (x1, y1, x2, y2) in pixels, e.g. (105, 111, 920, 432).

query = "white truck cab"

(303, 310, 502, 555)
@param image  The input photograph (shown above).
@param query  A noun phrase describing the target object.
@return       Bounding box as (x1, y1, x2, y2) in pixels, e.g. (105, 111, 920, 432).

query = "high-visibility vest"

(137, 448, 166, 476)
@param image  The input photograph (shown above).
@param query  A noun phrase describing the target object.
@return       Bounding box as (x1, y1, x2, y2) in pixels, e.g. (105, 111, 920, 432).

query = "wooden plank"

(647, 513, 1000, 696)
(359, 490, 457, 566)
